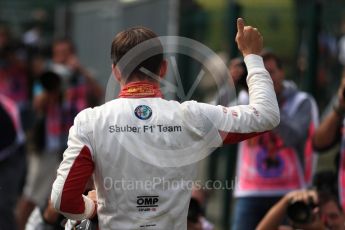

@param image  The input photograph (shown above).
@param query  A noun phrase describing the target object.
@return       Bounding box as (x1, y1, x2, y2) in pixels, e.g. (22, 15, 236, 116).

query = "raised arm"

(256, 190, 321, 230)
(313, 74, 345, 150)
(191, 18, 280, 144)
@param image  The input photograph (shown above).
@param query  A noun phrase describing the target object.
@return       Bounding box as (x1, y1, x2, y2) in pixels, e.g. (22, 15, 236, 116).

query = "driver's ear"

(158, 59, 167, 79)
(112, 64, 121, 82)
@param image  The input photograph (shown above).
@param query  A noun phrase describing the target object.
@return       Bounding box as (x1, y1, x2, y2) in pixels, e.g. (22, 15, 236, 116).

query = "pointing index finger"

(237, 18, 245, 36)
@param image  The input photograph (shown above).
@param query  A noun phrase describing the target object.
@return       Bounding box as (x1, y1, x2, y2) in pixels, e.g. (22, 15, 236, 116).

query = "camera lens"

(287, 200, 314, 224)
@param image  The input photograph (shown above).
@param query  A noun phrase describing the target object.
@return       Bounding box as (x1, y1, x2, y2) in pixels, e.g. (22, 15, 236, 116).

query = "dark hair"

(110, 26, 163, 82)
(261, 51, 283, 70)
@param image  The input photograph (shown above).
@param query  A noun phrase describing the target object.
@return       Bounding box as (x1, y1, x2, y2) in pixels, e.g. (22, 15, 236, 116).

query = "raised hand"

(235, 18, 263, 57)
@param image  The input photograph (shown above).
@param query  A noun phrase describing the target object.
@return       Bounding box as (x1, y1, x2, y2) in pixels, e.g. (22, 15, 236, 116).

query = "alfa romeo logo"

(134, 105, 152, 120)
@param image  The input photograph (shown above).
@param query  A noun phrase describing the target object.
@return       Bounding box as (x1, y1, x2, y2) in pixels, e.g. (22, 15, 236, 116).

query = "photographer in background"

(231, 51, 319, 230)
(256, 190, 345, 230)
(256, 190, 322, 230)
(313, 70, 345, 212)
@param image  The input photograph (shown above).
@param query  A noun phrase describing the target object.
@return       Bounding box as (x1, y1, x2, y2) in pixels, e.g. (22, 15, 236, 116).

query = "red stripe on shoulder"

(219, 130, 266, 144)
(60, 146, 94, 214)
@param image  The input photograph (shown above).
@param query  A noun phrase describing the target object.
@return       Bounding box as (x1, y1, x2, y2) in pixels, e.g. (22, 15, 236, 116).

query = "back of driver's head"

(111, 27, 163, 83)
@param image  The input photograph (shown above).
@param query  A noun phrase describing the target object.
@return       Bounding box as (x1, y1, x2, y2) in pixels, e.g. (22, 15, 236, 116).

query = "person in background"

(17, 38, 103, 229)
(0, 94, 26, 229)
(313, 70, 345, 212)
(49, 38, 102, 108)
(256, 189, 345, 230)
(231, 51, 319, 230)
(213, 57, 248, 107)
(16, 71, 67, 230)
(0, 25, 30, 121)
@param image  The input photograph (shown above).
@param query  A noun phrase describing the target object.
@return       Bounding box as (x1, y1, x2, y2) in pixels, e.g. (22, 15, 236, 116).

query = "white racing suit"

(51, 54, 280, 230)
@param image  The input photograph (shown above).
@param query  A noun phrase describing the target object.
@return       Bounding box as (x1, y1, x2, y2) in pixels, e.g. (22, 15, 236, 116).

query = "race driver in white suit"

(51, 18, 280, 230)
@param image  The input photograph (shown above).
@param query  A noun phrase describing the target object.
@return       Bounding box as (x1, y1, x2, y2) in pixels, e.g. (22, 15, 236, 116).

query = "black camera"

(287, 197, 317, 225)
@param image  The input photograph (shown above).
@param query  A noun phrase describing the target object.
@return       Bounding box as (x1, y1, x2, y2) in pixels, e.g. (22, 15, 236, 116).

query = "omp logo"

(136, 196, 159, 208)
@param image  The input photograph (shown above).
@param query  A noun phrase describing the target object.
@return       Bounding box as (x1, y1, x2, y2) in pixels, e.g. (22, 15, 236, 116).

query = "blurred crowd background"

(1, 0, 345, 229)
